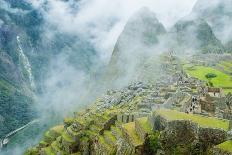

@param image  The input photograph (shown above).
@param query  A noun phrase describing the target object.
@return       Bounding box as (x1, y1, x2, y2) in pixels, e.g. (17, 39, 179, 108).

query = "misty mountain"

(0, 0, 40, 138)
(171, 18, 225, 53)
(107, 7, 166, 87)
(0, 0, 97, 139)
(192, 0, 232, 45)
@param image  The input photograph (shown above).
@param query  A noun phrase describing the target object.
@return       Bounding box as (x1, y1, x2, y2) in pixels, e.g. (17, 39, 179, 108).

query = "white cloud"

(29, 0, 197, 62)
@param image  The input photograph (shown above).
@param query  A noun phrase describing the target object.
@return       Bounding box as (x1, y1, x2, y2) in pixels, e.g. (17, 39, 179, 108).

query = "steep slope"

(170, 18, 225, 53)
(0, 0, 98, 141)
(192, 0, 232, 46)
(0, 0, 39, 138)
(106, 7, 166, 87)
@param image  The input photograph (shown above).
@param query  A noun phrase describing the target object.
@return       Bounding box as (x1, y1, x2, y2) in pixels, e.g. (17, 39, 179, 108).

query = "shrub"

(205, 73, 217, 79)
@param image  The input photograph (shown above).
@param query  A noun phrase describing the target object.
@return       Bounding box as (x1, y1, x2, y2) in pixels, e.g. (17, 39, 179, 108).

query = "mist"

(2, 0, 199, 154)
(21, 0, 197, 119)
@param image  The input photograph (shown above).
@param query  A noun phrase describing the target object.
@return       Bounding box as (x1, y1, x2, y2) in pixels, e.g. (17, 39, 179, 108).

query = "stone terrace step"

(135, 117, 152, 141)
(39, 140, 48, 148)
(66, 126, 79, 138)
(97, 135, 114, 154)
(51, 141, 62, 153)
(43, 131, 56, 144)
(111, 125, 123, 139)
(41, 146, 56, 155)
(122, 122, 143, 147)
(61, 131, 79, 153)
(214, 140, 232, 155)
(103, 130, 117, 146)
(61, 132, 75, 144)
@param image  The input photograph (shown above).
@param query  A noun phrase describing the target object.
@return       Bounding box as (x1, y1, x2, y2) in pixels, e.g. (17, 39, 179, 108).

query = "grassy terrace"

(184, 65, 232, 88)
(136, 117, 152, 133)
(44, 146, 55, 155)
(155, 109, 230, 131)
(216, 140, 232, 153)
(122, 122, 143, 146)
(62, 131, 75, 143)
(183, 64, 232, 94)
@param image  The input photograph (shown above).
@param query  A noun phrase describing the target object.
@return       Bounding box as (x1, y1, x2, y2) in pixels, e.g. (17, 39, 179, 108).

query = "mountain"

(192, 0, 232, 46)
(170, 18, 225, 53)
(0, 0, 97, 141)
(106, 7, 166, 87)
(0, 0, 39, 138)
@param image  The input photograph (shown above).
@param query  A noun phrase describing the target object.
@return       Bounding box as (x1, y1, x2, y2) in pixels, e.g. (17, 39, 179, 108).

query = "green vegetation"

(61, 132, 75, 143)
(155, 109, 229, 130)
(184, 65, 232, 93)
(216, 140, 232, 153)
(64, 117, 75, 126)
(98, 135, 111, 150)
(136, 117, 152, 133)
(44, 146, 55, 155)
(205, 73, 217, 86)
(122, 122, 143, 146)
(24, 147, 38, 155)
(144, 132, 160, 154)
(0, 79, 35, 138)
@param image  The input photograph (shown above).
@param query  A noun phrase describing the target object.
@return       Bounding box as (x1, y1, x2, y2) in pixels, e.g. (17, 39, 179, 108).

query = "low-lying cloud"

(29, 0, 197, 62)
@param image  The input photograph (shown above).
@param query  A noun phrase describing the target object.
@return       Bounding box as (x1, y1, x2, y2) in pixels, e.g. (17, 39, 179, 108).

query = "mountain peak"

(191, 0, 232, 43)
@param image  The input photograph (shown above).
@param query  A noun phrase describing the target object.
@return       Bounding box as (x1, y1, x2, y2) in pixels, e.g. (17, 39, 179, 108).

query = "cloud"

(29, 0, 197, 62)
(22, 0, 199, 122)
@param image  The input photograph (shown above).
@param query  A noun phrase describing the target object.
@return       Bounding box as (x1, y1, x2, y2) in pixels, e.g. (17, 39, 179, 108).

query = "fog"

(30, 0, 197, 62)
(24, 0, 198, 119)
(2, 0, 203, 154)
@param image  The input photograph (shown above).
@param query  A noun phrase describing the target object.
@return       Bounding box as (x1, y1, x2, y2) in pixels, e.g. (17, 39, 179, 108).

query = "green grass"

(111, 126, 123, 137)
(122, 122, 143, 146)
(44, 146, 55, 155)
(61, 131, 75, 143)
(51, 141, 61, 152)
(216, 140, 232, 153)
(224, 89, 232, 94)
(184, 65, 232, 89)
(221, 61, 232, 68)
(98, 135, 111, 149)
(136, 117, 152, 133)
(155, 109, 230, 131)
(217, 64, 232, 73)
(104, 130, 117, 144)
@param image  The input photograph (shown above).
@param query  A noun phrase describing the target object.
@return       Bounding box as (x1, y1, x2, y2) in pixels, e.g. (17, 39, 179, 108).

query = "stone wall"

(150, 111, 228, 154)
(212, 147, 232, 155)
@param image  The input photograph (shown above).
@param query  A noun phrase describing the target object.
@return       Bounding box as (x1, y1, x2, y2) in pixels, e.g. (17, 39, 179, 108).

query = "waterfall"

(16, 36, 35, 89)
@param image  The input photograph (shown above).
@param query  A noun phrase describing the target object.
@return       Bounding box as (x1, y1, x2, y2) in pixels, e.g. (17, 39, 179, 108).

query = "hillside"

(106, 7, 166, 88)
(192, 0, 232, 47)
(1, 0, 232, 154)
(0, 0, 98, 141)
(170, 18, 225, 53)
(25, 52, 232, 155)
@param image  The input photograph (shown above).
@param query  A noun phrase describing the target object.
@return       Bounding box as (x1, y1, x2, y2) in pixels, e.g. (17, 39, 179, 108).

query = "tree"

(205, 73, 217, 87)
